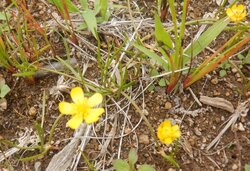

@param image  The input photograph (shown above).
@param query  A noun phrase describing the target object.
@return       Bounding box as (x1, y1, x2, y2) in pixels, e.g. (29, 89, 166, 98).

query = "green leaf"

(138, 164, 156, 171)
(134, 43, 169, 71)
(35, 122, 45, 147)
(158, 78, 166, 87)
(154, 13, 173, 49)
(100, 0, 109, 19)
(94, 0, 101, 14)
(81, 9, 98, 39)
(219, 70, 227, 77)
(220, 61, 230, 69)
(162, 154, 179, 168)
(245, 164, 250, 171)
(79, 0, 88, 10)
(77, 23, 88, 31)
(0, 13, 5, 20)
(244, 51, 250, 64)
(147, 84, 155, 92)
(0, 84, 10, 98)
(128, 148, 137, 166)
(113, 159, 130, 171)
(48, 0, 78, 13)
(184, 18, 230, 60)
(150, 69, 159, 77)
(0, 12, 10, 20)
(237, 54, 244, 60)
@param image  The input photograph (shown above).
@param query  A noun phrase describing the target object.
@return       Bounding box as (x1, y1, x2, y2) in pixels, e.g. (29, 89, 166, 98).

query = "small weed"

(134, 1, 249, 93)
(49, 0, 111, 39)
(219, 60, 231, 77)
(0, 1, 52, 78)
(219, 50, 250, 78)
(245, 164, 250, 171)
(113, 148, 156, 171)
(0, 76, 10, 99)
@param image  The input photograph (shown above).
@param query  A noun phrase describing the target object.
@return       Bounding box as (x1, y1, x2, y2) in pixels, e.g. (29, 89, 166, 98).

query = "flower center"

(75, 101, 90, 117)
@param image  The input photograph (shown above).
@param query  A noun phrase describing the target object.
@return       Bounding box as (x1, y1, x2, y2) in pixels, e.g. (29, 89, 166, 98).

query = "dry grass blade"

(206, 100, 249, 150)
(46, 124, 87, 171)
(0, 128, 37, 162)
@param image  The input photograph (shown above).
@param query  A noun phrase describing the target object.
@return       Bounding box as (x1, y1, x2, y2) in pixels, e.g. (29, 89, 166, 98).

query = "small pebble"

(54, 140, 61, 145)
(231, 68, 237, 73)
(238, 123, 245, 131)
(125, 128, 131, 134)
(189, 136, 197, 146)
(232, 164, 238, 170)
(182, 96, 188, 102)
(221, 116, 225, 121)
(246, 91, 250, 99)
(225, 92, 230, 96)
(240, 117, 246, 123)
(209, 167, 214, 170)
(206, 74, 212, 80)
(236, 78, 242, 83)
(173, 115, 178, 119)
(202, 137, 206, 143)
(200, 143, 206, 149)
(215, 117, 221, 123)
(34, 161, 41, 171)
(168, 168, 176, 171)
(165, 102, 172, 109)
(139, 134, 150, 145)
(0, 98, 7, 111)
(235, 73, 240, 78)
(211, 78, 218, 84)
(194, 127, 202, 136)
(29, 106, 37, 116)
(213, 91, 221, 96)
(142, 109, 149, 116)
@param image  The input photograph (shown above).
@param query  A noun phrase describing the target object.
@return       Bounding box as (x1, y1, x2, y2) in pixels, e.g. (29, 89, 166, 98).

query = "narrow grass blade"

(134, 43, 169, 71)
(184, 17, 230, 59)
(48, 0, 78, 13)
(184, 35, 250, 88)
(154, 13, 173, 49)
(81, 9, 98, 39)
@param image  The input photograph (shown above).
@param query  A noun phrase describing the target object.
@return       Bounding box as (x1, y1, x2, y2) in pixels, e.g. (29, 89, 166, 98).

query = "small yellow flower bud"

(157, 120, 181, 145)
(226, 4, 246, 22)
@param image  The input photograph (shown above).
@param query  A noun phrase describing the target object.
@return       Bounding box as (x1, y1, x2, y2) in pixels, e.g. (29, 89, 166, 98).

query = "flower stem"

(121, 92, 160, 148)
(48, 113, 64, 144)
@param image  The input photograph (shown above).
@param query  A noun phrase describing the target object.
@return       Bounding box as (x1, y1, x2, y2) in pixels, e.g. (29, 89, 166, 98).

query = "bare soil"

(0, 0, 249, 171)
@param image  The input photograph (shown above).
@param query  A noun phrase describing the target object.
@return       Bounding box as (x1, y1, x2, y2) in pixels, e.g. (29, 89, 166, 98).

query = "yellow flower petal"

(157, 120, 181, 144)
(226, 8, 234, 17)
(231, 4, 237, 11)
(84, 108, 104, 124)
(59, 102, 77, 115)
(163, 137, 173, 144)
(87, 93, 103, 107)
(162, 120, 171, 127)
(67, 114, 83, 129)
(70, 87, 85, 104)
(226, 4, 246, 22)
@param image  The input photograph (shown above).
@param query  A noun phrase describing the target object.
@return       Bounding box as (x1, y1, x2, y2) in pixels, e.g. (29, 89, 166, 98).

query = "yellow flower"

(59, 87, 104, 129)
(226, 4, 246, 22)
(157, 120, 181, 144)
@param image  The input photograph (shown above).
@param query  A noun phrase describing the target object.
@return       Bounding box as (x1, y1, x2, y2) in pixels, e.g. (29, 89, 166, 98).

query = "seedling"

(245, 164, 250, 171)
(48, 0, 111, 40)
(113, 148, 156, 171)
(0, 76, 10, 99)
(219, 60, 231, 77)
